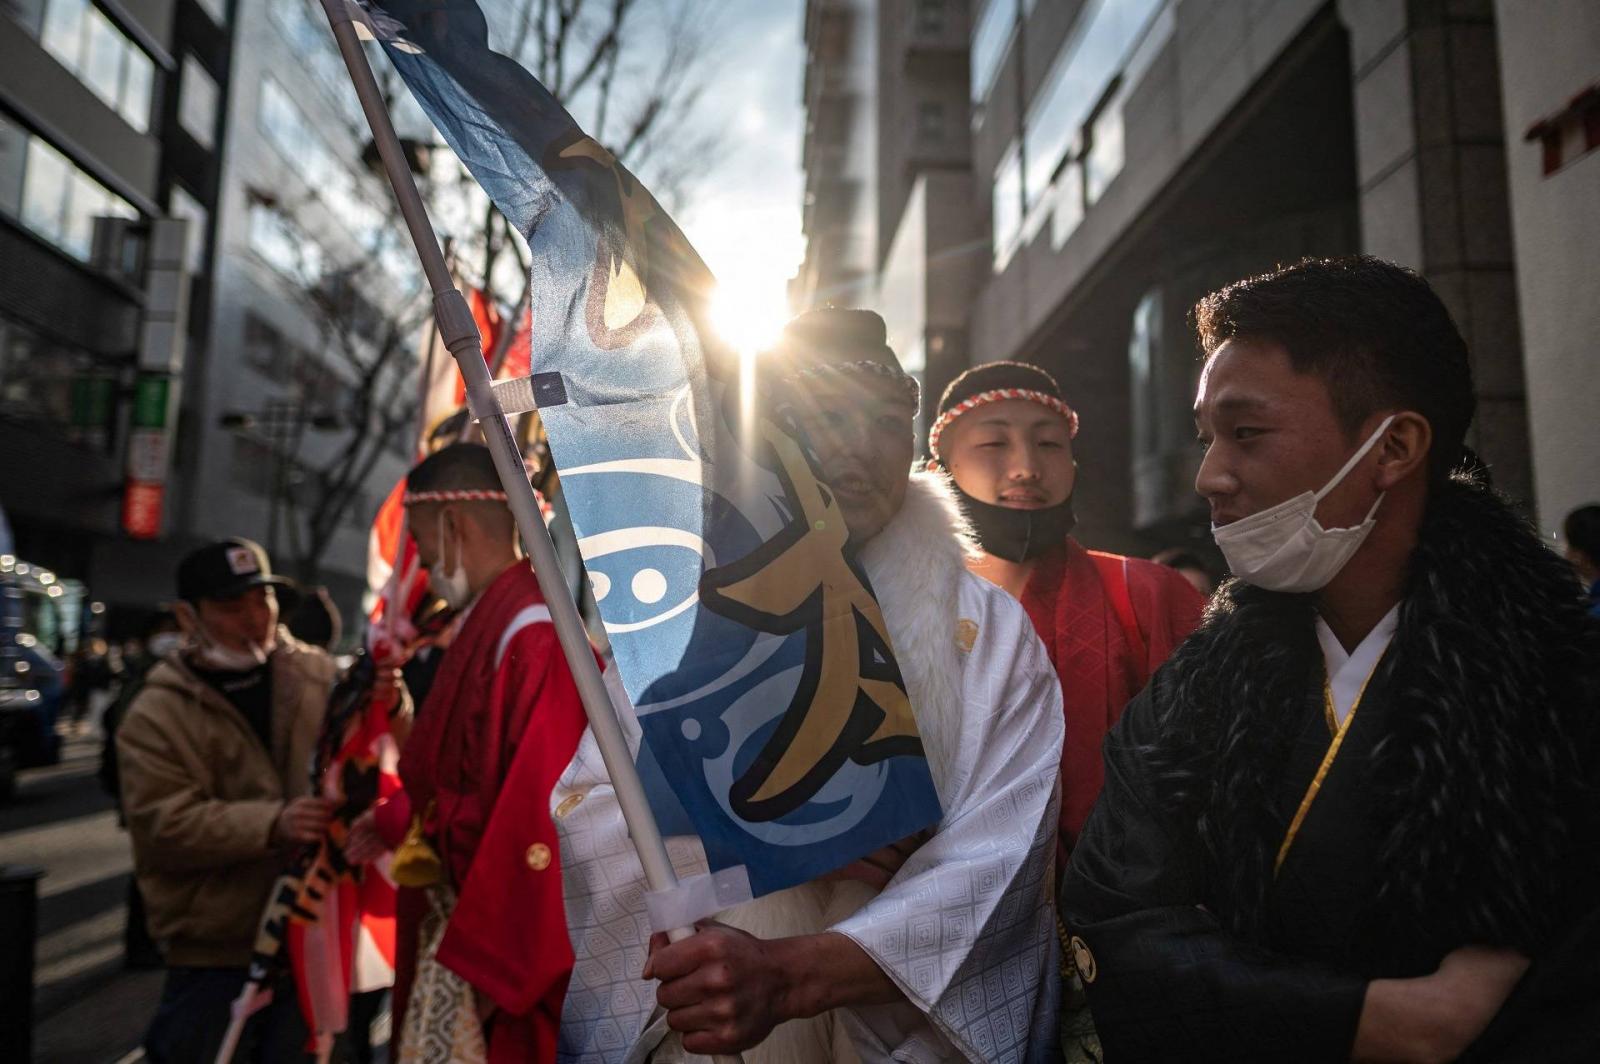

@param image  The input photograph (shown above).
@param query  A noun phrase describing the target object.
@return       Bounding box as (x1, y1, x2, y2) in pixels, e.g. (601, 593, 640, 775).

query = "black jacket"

(1060, 473, 1600, 1062)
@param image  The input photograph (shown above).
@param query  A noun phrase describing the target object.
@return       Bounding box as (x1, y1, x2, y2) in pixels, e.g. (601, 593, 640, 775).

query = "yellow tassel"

(391, 802, 443, 888)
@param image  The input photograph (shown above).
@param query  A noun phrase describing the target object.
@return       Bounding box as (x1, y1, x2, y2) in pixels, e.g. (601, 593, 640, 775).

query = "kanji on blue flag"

(353, 0, 941, 899)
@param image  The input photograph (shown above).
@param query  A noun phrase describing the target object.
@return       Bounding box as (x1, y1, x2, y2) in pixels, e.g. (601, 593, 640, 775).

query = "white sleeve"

(832, 583, 1065, 1063)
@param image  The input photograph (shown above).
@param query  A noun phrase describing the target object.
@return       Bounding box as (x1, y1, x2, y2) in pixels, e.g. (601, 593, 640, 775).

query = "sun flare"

(709, 280, 791, 358)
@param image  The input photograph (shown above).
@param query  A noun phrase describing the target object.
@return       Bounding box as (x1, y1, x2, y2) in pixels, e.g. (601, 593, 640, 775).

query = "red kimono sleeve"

(1126, 558, 1206, 671)
(435, 623, 587, 1035)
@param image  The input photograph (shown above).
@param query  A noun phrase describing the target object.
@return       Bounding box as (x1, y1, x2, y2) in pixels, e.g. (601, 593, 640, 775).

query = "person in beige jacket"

(117, 538, 336, 1064)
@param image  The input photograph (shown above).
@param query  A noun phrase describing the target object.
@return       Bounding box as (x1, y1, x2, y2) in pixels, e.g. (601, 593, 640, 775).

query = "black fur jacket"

(1143, 471, 1600, 966)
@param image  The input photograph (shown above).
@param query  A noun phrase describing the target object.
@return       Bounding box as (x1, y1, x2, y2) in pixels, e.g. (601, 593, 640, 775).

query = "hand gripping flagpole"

(317, 6, 743, 1061)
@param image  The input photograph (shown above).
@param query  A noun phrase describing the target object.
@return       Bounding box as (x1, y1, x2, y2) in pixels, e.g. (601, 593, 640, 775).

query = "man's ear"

(1374, 411, 1432, 491)
(924, 458, 941, 474)
(172, 600, 200, 637)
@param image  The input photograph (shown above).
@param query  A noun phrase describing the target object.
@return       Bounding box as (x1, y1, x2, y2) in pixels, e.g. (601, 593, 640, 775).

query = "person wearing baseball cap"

(116, 537, 341, 1062)
(929, 361, 1204, 859)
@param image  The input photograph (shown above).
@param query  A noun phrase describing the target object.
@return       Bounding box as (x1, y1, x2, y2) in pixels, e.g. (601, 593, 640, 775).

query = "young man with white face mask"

(116, 538, 342, 1062)
(1059, 257, 1600, 1061)
(344, 442, 589, 1063)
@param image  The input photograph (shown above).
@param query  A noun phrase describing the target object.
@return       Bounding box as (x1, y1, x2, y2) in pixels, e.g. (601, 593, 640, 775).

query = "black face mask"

(955, 487, 1076, 562)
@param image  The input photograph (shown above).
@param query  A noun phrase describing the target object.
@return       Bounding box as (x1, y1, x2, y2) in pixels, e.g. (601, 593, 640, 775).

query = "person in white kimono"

(552, 309, 1065, 1063)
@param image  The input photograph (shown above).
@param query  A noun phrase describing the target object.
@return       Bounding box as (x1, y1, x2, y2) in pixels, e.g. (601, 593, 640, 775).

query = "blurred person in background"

(1152, 546, 1218, 597)
(99, 610, 183, 969)
(117, 538, 339, 1063)
(283, 583, 344, 652)
(65, 636, 117, 735)
(1564, 504, 1600, 618)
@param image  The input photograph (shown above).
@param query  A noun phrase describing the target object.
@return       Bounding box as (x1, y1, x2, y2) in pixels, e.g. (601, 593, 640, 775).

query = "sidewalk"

(34, 966, 163, 1064)
(9, 733, 392, 1062)
(2, 735, 159, 1063)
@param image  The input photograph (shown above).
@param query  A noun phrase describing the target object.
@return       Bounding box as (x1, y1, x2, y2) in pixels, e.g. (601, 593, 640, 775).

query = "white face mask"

(1212, 415, 1395, 593)
(176, 602, 274, 671)
(195, 639, 269, 671)
(428, 510, 473, 610)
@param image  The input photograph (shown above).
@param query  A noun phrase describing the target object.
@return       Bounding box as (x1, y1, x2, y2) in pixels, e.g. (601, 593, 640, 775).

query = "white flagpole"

(316, 6, 742, 1061)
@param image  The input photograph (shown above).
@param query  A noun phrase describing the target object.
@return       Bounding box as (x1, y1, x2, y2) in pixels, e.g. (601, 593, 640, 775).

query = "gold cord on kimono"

(1274, 660, 1384, 876)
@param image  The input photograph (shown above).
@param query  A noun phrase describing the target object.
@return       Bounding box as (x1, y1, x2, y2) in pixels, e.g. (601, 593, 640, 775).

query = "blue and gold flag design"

(355, 0, 941, 898)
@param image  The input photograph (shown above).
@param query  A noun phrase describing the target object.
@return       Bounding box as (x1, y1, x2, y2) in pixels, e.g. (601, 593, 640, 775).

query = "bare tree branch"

(253, 0, 727, 581)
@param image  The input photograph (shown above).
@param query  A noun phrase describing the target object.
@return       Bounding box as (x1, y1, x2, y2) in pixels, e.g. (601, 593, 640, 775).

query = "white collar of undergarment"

(1315, 603, 1400, 727)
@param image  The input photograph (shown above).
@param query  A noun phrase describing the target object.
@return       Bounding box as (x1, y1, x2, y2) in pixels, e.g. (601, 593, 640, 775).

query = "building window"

(167, 183, 209, 275)
(8, 0, 49, 34)
(257, 77, 386, 255)
(243, 312, 294, 381)
(247, 197, 322, 283)
(971, 0, 1019, 106)
(193, 0, 227, 26)
(268, 0, 367, 130)
(918, 100, 946, 142)
(1022, 0, 1161, 212)
(0, 315, 121, 450)
(8, 132, 138, 262)
(1049, 160, 1084, 248)
(1128, 288, 1161, 464)
(915, 0, 946, 34)
(37, 0, 158, 133)
(1083, 82, 1126, 206)
(229, 436, 278, 498)
(0, 114, 24, 219)
(992, 142, 1024, 272)
(1127, 285, 1202, 528)
(178, 56, 220, 149)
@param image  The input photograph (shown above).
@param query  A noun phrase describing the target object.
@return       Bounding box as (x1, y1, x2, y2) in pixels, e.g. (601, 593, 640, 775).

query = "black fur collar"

(1145, 473, 1600, 958)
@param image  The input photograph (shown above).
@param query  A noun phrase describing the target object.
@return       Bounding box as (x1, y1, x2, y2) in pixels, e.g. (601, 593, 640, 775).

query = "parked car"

(0, 553, 69, 798)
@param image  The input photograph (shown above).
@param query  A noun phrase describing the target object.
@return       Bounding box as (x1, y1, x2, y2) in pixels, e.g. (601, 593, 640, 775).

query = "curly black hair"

(1193, 256, 1476, 485)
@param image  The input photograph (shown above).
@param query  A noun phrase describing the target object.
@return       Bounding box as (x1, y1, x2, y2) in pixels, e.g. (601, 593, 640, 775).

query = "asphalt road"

(0, 733, 159, 1063)
(1, 730, 392, 1063)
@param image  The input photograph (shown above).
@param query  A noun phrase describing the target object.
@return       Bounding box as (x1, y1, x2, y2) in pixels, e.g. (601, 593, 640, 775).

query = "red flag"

(365, 284, 508, 633)
(499, 299, 532, 380)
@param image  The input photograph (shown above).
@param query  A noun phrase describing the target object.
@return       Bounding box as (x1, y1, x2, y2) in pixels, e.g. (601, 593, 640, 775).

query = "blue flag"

(355, 1, 942, 899)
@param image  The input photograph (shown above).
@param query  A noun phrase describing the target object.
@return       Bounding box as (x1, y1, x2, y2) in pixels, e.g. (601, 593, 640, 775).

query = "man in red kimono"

(346, 442, 586, 1064)
(929, 361, 1205, 855)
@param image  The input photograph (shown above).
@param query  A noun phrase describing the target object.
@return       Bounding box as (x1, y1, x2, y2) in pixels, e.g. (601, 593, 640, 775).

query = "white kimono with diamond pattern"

(551, 474, 1064, 1063)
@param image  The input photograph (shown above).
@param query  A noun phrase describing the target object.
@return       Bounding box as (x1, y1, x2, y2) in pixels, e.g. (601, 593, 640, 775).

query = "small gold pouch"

(391, 800, 443, 888)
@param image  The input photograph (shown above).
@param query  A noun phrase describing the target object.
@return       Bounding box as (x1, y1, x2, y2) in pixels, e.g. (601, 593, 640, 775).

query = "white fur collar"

(857, 470, 977, 803)
(714, 472, 982, 1064)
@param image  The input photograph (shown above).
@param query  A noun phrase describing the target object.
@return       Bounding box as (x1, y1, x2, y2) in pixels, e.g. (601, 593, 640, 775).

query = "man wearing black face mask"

(930, 361, 1203, 858)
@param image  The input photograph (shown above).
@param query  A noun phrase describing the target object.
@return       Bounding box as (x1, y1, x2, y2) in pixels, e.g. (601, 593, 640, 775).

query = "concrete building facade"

(797, 0, 1590, 557)
(1493, 0, 1600, 540)
(188, 0, 414, 614)
(1, 0, 232, 620)
(794, 0, 883, 311)
(1, 0, 419, 629)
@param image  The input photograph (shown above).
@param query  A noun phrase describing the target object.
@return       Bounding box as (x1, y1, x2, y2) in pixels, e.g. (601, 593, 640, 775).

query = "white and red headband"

(928, 388, 1080, 461)
(402, 488, 509, 505)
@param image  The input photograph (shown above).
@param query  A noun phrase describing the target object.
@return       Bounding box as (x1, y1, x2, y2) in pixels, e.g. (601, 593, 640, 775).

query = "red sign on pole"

(122, 375, 173, 540)
(122, 482, 166, 540)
